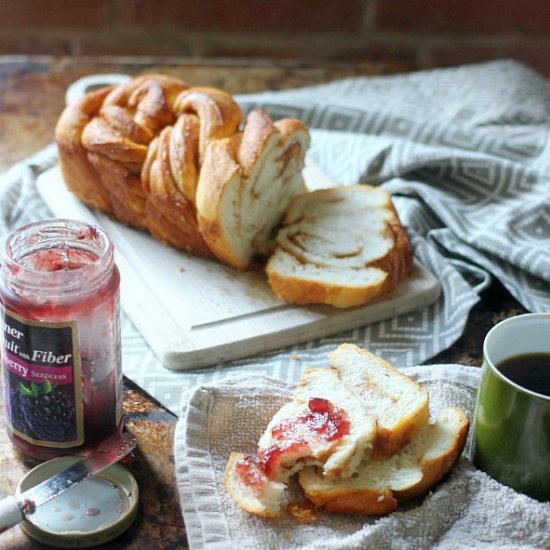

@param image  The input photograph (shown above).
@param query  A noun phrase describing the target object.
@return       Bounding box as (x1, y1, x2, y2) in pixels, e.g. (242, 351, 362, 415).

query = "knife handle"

(0, 496, 24, 533)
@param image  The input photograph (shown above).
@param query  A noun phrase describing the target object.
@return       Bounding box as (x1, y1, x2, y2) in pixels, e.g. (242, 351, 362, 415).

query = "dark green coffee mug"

(473, 313, 550, 501)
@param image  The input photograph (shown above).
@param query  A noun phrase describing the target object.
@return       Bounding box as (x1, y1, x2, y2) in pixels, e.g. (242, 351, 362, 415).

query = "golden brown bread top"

(55, 73, 312, 261)
(174, 86, 242, 162)
(61, 74, 240, 177)
(101, 73, 189, 133)
(55, 74, 248, 255)
(237, 108, 279, 176)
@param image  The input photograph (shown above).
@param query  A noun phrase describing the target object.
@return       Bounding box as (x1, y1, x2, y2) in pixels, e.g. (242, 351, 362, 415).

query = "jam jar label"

(1, 307, 84, 448)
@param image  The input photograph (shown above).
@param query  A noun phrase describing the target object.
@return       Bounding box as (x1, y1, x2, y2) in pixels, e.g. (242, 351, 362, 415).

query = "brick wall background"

(1, 0, 549, 76)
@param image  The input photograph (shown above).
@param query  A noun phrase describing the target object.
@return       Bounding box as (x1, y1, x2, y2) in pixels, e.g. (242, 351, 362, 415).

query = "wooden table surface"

(0, 55, 527, 550)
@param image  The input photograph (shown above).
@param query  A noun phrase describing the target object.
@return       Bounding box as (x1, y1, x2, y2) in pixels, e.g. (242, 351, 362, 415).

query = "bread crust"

(224, 452, 283, 518)
(56, 86, 115, 213)
(267, 263, 390, 308)
(394, 407, 469, 502)
(313, 487, 398, 516)
(141, 123, 212, 255)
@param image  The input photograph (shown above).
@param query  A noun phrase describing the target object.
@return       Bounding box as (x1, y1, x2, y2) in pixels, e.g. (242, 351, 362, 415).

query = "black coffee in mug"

(497, 352, 550, 396)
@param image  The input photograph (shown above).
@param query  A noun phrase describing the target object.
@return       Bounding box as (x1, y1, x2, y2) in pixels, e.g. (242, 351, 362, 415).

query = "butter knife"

(0, 432, 137, 533)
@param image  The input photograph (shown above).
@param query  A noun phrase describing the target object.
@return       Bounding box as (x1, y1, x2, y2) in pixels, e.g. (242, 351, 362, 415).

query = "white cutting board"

(35, 161, 440, 370)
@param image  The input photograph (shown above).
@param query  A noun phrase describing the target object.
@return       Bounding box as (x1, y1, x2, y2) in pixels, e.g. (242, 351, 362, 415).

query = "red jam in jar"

(0, 219, 123, 460)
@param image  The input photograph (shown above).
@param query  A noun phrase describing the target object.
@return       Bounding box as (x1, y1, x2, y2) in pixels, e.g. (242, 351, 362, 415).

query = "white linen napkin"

(174, 364, 550, 549)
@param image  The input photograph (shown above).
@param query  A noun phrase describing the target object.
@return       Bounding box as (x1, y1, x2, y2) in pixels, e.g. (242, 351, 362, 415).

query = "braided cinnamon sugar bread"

(55, 74, 309, 265)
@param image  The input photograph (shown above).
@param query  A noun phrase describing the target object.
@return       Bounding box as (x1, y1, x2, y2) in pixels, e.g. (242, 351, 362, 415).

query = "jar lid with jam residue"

(17, 456, 138, 548)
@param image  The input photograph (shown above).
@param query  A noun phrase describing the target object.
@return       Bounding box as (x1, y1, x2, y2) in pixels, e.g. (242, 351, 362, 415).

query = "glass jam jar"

(0, 219, 123, 460)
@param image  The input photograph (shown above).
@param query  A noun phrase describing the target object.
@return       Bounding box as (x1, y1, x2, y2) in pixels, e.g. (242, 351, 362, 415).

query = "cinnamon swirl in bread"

(196, 109, 310, 270)
(267, 184, 413, 308)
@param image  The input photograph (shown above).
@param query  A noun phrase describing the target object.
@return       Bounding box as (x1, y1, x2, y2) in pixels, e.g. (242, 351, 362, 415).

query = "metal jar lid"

(17, 456, 139, 548)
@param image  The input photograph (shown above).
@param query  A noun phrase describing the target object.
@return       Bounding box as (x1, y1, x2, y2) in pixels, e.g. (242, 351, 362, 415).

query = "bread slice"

(257, 368, 377, 482)
(266, 184, 413, 308)
(196, 108, 310, 270)
(298, 406, 469, 515)
(224, 452, 286, 518)
(329, 343, 429, 458)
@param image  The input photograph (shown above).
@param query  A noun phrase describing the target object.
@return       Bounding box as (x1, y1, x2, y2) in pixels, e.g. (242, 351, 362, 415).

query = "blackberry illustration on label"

(13, 380, 76, 441)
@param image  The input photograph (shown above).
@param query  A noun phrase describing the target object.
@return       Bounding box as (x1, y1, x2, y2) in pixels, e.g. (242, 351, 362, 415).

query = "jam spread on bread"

(235, 455, 269, 495)
(270, 398, 350, 442)
(237, 398, 350, 486)
(225, 345, 470, 518)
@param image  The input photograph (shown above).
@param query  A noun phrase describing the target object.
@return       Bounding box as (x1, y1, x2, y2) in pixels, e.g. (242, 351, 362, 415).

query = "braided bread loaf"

(55, 74, 310, 267)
